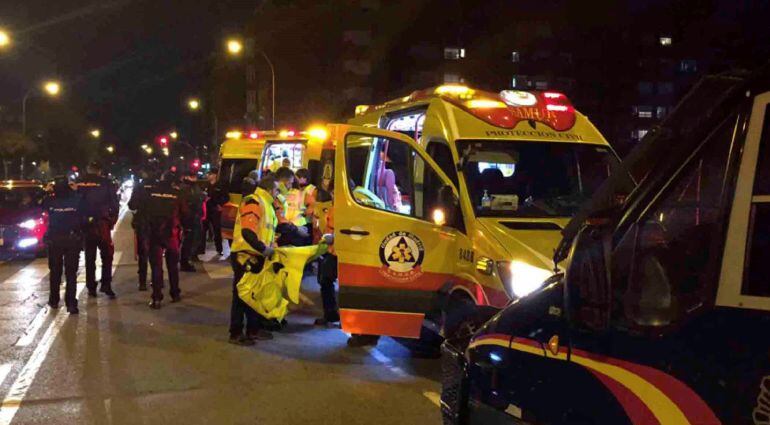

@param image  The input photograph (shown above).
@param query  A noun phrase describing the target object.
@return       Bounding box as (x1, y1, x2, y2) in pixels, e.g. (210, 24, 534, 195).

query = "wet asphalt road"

(0, 207, 442, 424)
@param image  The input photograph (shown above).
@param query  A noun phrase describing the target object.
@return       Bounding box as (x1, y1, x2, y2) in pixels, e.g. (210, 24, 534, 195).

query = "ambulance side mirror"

(433, 185, 461, 228)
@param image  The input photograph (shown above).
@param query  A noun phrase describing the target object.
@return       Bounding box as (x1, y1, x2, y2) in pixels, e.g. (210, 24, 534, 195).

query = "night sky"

(0, 0, 258, 148)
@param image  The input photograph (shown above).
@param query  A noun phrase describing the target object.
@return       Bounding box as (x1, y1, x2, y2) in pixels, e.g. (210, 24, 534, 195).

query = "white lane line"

(4, 258, 49, 284)
(0, 209, 127, 424)
(423, 390, 441, 407)
(364, 346, 409, 378)
(14, 307, 49, 347)
(0, 365, 12, 388)
(0, 252, 122, 424)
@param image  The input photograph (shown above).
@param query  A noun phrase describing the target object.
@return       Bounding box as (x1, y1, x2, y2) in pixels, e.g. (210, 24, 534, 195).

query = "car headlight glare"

(497, 260, 553, 298)
(17, 219, 37, 230)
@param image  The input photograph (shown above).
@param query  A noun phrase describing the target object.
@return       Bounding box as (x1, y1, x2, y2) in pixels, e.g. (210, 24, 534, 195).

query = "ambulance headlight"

(497, 260, 553, 298)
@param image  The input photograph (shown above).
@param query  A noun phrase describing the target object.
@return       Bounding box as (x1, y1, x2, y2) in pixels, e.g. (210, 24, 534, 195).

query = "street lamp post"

(22, 80, 61, 135)
(227, 38, 276, 129)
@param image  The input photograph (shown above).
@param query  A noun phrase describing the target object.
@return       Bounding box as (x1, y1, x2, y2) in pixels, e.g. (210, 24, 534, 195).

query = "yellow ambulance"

(216, 129, 325, 240)
(321, 84, 623, 339)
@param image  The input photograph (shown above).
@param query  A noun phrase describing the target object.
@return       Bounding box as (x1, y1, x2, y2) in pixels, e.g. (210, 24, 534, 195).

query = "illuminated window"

(631, 129, 649, 141)
(637, 106, 653, 118)
(444, 47, 465, 60)
(511, 51, 520, 62)
(656, 106, 668, 119)
(478, 162, 515, 177)
(659, 36, 672, 46)
(511, 77, 517, 88)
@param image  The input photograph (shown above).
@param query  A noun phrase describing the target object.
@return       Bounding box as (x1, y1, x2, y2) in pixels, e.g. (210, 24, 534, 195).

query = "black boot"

(100, 284, 117, 299)
(148, 299, 162, 309)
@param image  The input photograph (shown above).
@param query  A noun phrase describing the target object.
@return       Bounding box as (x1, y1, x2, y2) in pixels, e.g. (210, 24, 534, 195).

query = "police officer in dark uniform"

(179, 170, 204, 272)
(201, 168, 227, 256)
(43, 176, 86, 314)
(140, 170, 189, 309)
(128, 167, 159, 291)
(77, 161, 119, 299)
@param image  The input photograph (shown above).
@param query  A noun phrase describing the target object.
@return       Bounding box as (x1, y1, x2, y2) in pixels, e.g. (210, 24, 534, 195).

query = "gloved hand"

(296, 226, 309, 238)
(322, 233, 334, 245)
(262, 246, 275, 260)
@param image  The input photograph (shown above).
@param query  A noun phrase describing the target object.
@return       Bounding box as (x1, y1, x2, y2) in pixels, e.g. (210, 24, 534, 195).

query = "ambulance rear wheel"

(443, 293, 480, 340)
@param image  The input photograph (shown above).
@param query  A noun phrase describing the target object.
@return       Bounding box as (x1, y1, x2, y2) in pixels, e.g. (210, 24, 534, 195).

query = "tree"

(0, 129, 35, 179)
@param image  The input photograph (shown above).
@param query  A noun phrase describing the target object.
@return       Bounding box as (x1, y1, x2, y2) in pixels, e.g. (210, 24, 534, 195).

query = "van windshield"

(459, 140, 619, 218)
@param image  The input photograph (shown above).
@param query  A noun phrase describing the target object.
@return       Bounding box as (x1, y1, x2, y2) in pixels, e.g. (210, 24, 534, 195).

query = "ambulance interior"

(346, 134, 444, 220)
(260, 142, 306, 174)
(459, 140, 618, 217)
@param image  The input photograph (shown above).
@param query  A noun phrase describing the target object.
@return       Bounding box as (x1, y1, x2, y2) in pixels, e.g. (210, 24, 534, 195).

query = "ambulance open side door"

(330, 124, 461, 339)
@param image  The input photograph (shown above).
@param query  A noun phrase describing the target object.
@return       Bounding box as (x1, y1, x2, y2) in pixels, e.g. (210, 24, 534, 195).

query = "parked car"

(0, 181, 48, 258)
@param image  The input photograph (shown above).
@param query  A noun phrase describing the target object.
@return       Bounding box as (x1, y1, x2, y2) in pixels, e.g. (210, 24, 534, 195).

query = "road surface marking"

(0, 365, 12, 389)
(4, 258, 49, 284)
(0, 251, 122, 424)
(202, 260, 231, 279)
(0, 207, 128, 425)
(423, 390, 441, 407)
(364, 346, 409, 379)
(14, 307, 49, 347)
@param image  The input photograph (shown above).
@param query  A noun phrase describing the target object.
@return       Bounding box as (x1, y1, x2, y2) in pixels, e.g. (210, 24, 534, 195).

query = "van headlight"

(497, 260, 553, 298)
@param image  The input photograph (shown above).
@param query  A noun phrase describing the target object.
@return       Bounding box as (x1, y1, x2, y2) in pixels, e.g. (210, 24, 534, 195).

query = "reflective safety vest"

(231, 187, 277, 256)
(302, 184, 316, 218)
(285, 188, 305, 226)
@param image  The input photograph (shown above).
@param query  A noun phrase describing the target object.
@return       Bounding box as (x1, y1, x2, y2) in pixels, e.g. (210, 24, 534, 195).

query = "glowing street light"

(0, 29, 10, 49)
(43, 81, 61, 96)
(170, 131, 178, 139)
(105, 145, 115, 154)
(187, 98, 200, 111)
(90, 129, 101, 139)
(226, 38, 243, 56)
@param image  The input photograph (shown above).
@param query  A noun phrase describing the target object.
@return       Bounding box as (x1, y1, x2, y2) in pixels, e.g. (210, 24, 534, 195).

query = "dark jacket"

(42, 191, 86, 247)
(137, 180, 190, 242)
(205, 182, 228, 216)
(128, 179, 157, 229)
(77, 173, 119, 226)
(179, 180, 205, 226)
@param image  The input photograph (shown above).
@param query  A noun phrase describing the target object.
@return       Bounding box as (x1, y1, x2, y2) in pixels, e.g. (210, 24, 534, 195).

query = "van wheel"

(442, 293, 480, 340)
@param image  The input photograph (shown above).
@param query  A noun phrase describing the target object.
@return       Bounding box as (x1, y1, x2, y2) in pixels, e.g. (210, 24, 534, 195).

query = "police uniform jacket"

(142, 180, 190, 241)
(42, 192, 86, 247)
(77, 174, 119, 225)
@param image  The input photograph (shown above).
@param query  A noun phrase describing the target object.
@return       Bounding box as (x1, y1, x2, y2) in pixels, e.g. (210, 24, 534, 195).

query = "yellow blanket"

(237, 244, 327, 320)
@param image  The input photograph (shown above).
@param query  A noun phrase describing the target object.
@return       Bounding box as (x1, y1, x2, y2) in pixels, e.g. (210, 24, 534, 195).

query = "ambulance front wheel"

(442, 293, 481, 340)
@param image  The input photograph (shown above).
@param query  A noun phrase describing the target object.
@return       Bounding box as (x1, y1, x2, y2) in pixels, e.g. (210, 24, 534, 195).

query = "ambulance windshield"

(459, 140, 619, 217)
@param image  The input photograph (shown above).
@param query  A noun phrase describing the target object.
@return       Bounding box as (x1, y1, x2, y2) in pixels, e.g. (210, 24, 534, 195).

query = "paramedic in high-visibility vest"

(274, 167, 309, 246)
(293, 168, 315, 243)
(229, 174, 284, 345)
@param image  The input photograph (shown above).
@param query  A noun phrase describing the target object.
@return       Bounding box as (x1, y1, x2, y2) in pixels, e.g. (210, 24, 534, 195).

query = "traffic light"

(159, 136, 168, 147)
(191, 158, 201, 170)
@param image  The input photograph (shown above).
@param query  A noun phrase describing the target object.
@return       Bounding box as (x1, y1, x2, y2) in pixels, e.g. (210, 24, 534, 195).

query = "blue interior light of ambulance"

(500, 90, 537, 106)
(466, 99, 507, 109)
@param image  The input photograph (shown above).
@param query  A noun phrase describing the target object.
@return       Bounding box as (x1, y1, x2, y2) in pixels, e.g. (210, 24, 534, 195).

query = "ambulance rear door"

(330, 124, 461, 338)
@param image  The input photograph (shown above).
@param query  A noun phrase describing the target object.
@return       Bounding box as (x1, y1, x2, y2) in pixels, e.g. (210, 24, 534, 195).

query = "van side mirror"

(433, 185, 461, 228)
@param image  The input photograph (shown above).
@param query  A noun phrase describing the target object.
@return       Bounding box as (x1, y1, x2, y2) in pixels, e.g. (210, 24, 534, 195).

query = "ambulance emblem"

(379, 231, 425, 282)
